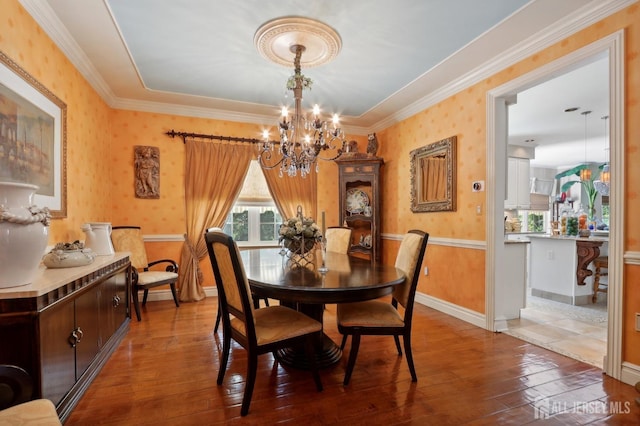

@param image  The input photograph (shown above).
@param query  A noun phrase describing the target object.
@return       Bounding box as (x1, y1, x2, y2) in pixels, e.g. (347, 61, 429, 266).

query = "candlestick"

(321, 211, 326, 236)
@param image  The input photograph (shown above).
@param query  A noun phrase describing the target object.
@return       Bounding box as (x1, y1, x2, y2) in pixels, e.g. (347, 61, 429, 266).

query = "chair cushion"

(231, 306, 322, 346)
(393, 232, 424, 307)
(137, 271, 178, 287)
(0, 399, 61, 425)
(337, 300, 404, 328)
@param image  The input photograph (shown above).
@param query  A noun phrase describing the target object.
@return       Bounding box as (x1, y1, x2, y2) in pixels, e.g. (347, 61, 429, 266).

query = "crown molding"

(19, 0, 118, 104)
(20, 0, 636, 135)
(371, 0, 636, 133)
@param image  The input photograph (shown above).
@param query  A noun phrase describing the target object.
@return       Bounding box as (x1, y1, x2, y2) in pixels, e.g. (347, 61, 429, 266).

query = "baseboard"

(620, 362, 640, 387)
(414, 292, 486, 328)
(143, 286, 218, 302)
(146, 288, 487, 330)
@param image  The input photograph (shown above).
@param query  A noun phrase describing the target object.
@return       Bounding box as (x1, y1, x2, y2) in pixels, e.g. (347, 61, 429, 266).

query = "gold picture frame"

(0, 50, 67, 218)
(410, 136, 456, 212)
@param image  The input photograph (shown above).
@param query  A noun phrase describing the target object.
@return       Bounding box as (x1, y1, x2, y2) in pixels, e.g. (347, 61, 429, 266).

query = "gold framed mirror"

(410, 136, 457, 212)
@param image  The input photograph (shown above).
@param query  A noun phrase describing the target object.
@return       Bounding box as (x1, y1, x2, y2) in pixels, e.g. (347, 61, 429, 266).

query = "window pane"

(259, 208, 281, 241)
(232, 210, 248, 241)
(260, 223, 274, 241)
(527, 213, 544, 232)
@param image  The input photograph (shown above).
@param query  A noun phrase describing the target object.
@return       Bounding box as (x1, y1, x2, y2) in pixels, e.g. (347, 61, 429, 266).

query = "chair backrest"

(204, 230, 256, 339)
(393, 230, 429, 314)
(325, 226, 352, 254)
(111, 226, 149, 269)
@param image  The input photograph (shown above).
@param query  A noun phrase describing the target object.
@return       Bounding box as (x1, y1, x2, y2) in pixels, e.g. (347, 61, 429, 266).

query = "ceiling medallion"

(254, 17, 342, 68)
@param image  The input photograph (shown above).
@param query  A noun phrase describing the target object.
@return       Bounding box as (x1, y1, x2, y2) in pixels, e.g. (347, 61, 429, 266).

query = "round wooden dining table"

(240, 248, 405, 369)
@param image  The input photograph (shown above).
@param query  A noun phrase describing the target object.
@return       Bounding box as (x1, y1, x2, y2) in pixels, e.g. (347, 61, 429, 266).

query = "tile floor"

(502, 292, 608, 369)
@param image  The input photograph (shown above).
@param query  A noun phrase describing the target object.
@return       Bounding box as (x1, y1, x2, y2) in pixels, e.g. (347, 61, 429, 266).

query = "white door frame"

(485, 30, 625, 379)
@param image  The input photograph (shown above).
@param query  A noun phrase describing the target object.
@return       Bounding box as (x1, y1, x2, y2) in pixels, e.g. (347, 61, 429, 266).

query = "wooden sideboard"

(0, 253, 131, 422)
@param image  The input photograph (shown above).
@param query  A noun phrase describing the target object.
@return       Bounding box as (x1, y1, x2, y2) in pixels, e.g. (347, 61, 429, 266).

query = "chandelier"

(254, 18, 347, 177)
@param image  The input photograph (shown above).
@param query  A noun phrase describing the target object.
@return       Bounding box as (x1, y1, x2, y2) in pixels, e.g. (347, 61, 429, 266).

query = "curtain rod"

(165, 129, 278, 145)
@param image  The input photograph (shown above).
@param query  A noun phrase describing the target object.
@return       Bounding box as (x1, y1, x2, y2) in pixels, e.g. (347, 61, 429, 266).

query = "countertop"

(527, 234, 609, 242)
(0, 252, 130, 299)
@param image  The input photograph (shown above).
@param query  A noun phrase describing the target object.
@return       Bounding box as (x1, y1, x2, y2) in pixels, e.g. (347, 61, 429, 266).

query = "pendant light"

(580, 110, 592, 181)
(600, 115, 610, 184)
(593, 115, 610, 195)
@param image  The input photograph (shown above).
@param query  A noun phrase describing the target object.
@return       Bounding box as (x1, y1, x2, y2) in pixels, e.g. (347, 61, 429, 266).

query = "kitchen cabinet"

(335, 156, 383, 262)
(505, 157, 530, 209)
(495, 241, 528, 323)
(0, 254, 130, 422)
(528, 235, 608, 305)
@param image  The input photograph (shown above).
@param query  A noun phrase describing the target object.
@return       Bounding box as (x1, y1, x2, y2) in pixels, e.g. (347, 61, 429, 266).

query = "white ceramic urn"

(0, 182, 50, 288)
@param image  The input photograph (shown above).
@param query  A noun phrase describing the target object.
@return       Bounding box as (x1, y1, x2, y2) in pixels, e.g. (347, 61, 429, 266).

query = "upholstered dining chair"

(0, 365, 61, 425)
(207, 227, 269, 334)
(337, 230, 429, 385)
(111, 226, 179, 321)
(324, 226, 352, 254)
(204, 230, 323, 416)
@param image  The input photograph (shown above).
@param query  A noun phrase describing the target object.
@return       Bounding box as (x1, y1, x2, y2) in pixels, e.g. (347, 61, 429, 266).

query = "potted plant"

(554, 163, 605, 222)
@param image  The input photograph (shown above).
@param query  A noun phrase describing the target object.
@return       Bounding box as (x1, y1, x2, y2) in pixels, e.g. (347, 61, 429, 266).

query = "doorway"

(485, 31, 624, 379)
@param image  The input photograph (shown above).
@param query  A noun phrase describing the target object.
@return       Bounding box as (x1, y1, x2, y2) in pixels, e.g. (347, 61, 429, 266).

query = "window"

(527, 212, 545, 232)
(224, 204, 282, 245)
(517, 210, 549, 233)
(224, 161, 282, 246)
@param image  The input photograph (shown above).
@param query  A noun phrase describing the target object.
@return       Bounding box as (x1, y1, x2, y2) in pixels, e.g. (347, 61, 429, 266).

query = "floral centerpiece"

(279, 207, 322, 255)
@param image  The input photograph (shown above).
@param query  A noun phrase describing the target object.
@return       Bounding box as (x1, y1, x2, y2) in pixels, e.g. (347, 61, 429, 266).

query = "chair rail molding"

(382, 233, 485, 250)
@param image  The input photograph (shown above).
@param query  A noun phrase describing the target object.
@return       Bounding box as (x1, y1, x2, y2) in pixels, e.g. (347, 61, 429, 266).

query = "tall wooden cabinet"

(335, 156, 384, 262)
(0, 254, 130, 423)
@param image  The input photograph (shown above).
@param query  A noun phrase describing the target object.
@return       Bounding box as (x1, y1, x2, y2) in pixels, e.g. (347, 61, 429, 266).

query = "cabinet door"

(101, 270, 128, 344)
(516, 159, 531, 208)
(74, 286, 101, 379)
(505, 158, 531, 209)
(505, 158, 518, 209)
(40, 300, 76, 405)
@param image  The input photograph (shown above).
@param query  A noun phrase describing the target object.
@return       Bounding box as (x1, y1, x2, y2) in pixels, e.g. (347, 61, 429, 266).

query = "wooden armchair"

(111, 226, 179, 321)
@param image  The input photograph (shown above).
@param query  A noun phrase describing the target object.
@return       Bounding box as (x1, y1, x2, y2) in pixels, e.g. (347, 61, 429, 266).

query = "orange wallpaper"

(373, 4, 640, 359)
(1, 1, 113, 245)
(3, 0, 640, 365)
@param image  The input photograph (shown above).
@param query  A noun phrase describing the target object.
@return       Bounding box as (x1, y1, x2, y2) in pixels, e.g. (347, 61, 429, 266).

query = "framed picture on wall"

(0, 50, 67, 218)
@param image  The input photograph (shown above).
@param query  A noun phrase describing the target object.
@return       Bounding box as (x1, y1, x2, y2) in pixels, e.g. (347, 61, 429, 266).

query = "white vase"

(0, 182, 50, 288)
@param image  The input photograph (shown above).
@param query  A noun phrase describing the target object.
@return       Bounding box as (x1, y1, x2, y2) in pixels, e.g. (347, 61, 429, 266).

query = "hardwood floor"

(65, 298, 640, 425)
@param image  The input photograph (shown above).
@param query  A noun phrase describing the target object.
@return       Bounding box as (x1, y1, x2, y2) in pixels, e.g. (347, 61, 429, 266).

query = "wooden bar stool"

(592, 256, 608, 303)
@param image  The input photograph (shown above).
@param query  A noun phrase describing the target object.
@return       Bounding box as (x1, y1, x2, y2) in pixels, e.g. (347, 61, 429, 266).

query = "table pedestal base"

(276, 333, 342, 370)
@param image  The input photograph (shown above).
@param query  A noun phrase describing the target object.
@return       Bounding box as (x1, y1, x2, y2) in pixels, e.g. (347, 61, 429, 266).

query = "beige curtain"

(178, 140, 254, 302)
(421, 156, 446, 201)
(263, 167, 317, 220)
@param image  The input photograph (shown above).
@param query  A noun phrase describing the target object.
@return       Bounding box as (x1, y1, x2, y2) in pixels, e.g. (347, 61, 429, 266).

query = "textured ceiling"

(24, 0, 627, 166)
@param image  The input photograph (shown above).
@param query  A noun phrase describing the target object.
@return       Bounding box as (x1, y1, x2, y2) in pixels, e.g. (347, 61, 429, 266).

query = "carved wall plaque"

(134, 145, 160, 199)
